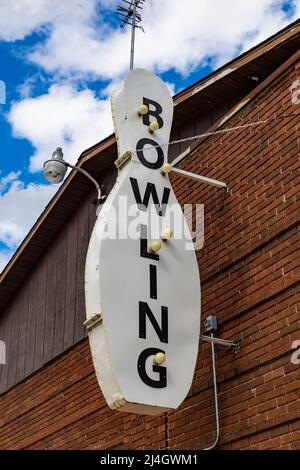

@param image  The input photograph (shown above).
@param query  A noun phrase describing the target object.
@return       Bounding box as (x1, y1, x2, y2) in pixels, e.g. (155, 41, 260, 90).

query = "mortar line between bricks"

(201, 219, 300, 284)
(2, 342, 297, 448)
(170, 411, 299, 450)
(20, 402, 105, 450)
(220, 415, 300, 448)
(177, 348, 296, 418)
(2, 290, 298, 435)
(217, 279, 300, 330)
(164, 412, 169, 450)
(0, 370, 102, 430)
(218, 350, 296, 406)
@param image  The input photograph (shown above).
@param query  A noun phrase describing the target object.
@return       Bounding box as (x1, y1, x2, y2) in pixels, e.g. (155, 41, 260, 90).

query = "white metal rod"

(130, 1, 137, 70)
(204, 332, 220, 450)
(67, 163, 102, 201)
(200, 334, 236, 348)
(171, 167, 227, 190)
(171, 147, 191, 167)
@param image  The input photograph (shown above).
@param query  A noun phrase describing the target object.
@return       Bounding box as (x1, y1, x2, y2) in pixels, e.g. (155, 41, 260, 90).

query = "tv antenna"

(116, 0, 146, 70)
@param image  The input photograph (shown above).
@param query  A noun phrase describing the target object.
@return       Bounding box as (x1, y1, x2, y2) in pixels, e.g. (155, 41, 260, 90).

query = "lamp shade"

(43, 159, 67, 184)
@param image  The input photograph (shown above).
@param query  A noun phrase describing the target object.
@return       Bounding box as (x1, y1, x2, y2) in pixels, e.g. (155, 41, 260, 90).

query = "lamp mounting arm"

(66, 163, 103, 202)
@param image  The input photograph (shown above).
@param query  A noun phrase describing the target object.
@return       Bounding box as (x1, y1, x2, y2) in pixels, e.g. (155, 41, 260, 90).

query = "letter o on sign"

(136, 138, 164, 170)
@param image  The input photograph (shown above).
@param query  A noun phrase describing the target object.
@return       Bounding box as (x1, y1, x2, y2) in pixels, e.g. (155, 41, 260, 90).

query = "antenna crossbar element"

(119, 0, 144, 10)
(200, 335, 238, 349)
(116, 0, 146, 69)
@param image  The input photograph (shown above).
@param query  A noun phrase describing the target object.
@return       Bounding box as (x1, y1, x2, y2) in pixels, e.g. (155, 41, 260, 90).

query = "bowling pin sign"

(85, 69, 201, 415)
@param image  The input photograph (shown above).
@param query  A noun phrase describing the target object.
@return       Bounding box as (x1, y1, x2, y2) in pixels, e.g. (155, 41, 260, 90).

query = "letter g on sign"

(291, 340, 300, 365)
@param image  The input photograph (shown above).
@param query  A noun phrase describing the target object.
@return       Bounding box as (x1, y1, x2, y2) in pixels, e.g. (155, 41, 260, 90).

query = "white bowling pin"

(85, 69, 201, 415)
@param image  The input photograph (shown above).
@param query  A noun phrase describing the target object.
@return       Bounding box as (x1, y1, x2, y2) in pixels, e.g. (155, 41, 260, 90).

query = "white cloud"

(24, 0, 300, 80)
(0, 171, 21, 192)
(5, 0, 296, 176)
(0, 176, 56, 249)
(8, 84, 113, 172)
(0, 0, 97, 41)
(3, 0, 299, 176)
(240, 1, 300, 51)
(0, 249, 14, 272)
(1, 0, 297, 79)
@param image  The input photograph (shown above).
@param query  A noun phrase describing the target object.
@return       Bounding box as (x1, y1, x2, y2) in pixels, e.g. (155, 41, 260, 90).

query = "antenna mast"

(116, 0, 146, 70)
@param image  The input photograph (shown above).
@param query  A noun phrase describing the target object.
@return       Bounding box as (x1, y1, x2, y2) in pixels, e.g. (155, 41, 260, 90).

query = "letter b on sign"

(142, 97, 164, 129)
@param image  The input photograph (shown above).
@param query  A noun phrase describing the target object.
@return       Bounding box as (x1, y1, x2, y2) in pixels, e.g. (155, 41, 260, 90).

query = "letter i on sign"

(85, 69, 201, 415)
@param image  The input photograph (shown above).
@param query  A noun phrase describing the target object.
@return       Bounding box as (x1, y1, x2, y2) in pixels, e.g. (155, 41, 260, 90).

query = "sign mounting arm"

(160, 163, 228, 191)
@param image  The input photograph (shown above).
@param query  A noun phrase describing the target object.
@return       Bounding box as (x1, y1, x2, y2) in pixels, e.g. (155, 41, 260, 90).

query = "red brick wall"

(0, 60, 299, 450)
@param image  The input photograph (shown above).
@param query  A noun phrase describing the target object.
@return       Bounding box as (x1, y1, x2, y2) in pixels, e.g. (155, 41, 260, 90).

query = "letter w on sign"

(129, 177, 170, 216)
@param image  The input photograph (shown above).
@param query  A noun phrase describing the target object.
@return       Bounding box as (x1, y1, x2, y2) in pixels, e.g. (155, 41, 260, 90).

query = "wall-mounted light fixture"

(44, 147, 105, 202)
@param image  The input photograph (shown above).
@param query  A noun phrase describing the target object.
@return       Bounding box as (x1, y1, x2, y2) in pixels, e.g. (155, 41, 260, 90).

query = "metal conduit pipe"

(203, 332, 220, 451)
(67, 163, 103, 202)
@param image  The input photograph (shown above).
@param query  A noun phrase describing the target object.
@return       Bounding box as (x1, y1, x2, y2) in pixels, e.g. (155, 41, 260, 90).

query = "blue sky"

(0, 0, 299, 271)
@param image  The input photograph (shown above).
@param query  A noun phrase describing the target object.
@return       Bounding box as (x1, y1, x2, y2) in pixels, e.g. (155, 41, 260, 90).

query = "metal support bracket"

(115, 151, 132, 170)
(169, 147, 228, 190)
(171, 167, 227, 190)
(92, 184, 107, 205)
(83, 313, 103, 332)
(200, 334, 238, 350)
